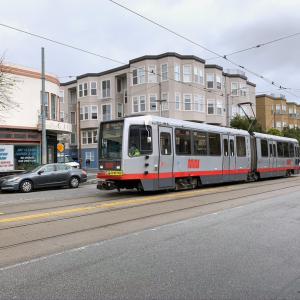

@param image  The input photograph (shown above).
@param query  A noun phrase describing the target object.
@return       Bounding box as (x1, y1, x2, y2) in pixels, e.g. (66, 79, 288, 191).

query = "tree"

(0, 56, 18, 119)
(266, 128, 283, 136)
(230, 115, 263, 133)
(281, 127, 300, 144)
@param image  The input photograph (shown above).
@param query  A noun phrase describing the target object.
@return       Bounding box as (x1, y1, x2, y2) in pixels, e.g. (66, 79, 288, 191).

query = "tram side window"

(208, 133, 221, 156)
(277, 142, 284, 157)
(128, 125, 152, 156)
(260, 139, 269, 157)
(175, 129, 191, 155)
(160, 132, 171, 155)
(269, 143, 273, 157)
(223, 138, 228, 156)
(193, 131, 207, 155)
(230, 140, 235, 156)
(289, 143, 295, 157)
(236, 136, 246, 157)
(283, 142, 289, 157)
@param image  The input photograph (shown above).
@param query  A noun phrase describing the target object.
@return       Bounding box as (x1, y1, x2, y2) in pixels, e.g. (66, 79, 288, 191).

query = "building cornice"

(1, 65, 60, 85)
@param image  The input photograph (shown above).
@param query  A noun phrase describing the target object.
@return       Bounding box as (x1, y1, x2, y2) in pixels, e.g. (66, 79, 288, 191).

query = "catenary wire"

(107, 0, 300, 99)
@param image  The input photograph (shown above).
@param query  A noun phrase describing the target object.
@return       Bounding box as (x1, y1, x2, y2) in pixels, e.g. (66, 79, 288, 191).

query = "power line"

(107, 0, 299, 99)
(205, 32, 300, 60)
(0, 22, 292, 101)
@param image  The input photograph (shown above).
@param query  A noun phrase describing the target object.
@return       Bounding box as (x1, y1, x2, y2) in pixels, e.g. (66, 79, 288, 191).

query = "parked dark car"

(0, 164, 87, 193)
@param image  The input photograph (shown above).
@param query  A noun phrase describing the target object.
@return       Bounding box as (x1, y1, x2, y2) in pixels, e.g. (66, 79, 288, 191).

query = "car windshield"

(99, 121, 123, 159)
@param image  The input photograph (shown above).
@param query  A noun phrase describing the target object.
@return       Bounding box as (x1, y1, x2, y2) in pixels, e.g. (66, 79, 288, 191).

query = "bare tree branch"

(0, 55, 20, 120)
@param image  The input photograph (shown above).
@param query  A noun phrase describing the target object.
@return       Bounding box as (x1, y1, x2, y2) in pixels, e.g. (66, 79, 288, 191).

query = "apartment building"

(60, 52, 256, 168)
(0, 64, 71, 170)
(256, 94, 300, 132)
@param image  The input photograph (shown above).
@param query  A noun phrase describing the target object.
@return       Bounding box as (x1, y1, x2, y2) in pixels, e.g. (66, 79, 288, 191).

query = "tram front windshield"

(99, 121, 123, 160)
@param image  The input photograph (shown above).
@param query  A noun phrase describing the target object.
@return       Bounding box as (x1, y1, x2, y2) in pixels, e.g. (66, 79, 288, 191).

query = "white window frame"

(149, 94, 158, 111)
(194, 67, 204, 84)
(70, 133, 76, 145)
(161, 64, 168, 81)
(161, 93, 168, 111)
(117, 103, 123, 118)
(194, 94, 205, 112)
(207, 99, 215, 115)
(174, 64, 180, 81)
(132, 96, 139, 113)
(101, 104, 112, 121)
(85, 151, 95, 161)
(183, 94, 192, 111)
(90, 81, 97, 96)
(101, 80, 111, 98)
(80, 107, 84, 120)
(91, 105, 98, 120)
(132, 67, 146, 85)
(148, 65, 157, 83)
(78, 84, 83, 98)
(231, 82, 239, 96)
(175, 93, 181, 111)
(183, 65, 192, 83)
(239, 83, 247, 96)
(206, 74, 214, 89)
(216, 100, 223, 115)
(83, 83, 88, 96)
(216, 76, 222, 90)
(276, 104, 281, 112)
(139, 95, 146, 112)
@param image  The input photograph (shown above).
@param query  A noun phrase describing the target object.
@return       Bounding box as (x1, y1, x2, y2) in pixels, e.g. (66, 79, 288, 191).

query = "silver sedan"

(0, 164, 87, 193)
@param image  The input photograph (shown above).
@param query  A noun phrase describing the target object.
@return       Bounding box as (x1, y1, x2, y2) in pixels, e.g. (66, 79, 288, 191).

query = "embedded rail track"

(0, 176, 299, 260)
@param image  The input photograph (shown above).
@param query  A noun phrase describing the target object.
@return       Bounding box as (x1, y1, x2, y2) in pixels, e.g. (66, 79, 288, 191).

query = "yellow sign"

(106, 170, 123, 176)
(57, 143, 64, 153)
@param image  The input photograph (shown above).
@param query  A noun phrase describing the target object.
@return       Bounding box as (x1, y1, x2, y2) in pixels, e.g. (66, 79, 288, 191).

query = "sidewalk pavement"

(84, 168, 98, 185)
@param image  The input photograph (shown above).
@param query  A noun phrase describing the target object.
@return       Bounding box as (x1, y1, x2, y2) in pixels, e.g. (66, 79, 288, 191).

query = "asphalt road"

(0, 177, 300, 299)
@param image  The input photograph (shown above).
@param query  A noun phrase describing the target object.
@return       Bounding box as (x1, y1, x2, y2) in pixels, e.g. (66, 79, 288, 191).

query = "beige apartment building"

(256, 94, 300, 132)
(60, 52, 256, 168)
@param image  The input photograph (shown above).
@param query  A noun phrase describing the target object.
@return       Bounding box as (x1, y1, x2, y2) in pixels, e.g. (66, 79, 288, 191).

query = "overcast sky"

(1, 0, 300, 101)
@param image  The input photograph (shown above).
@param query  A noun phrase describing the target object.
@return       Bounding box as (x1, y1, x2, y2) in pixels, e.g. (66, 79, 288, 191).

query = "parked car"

(57, 155, 80, 168)
(0, 163, 87, 193)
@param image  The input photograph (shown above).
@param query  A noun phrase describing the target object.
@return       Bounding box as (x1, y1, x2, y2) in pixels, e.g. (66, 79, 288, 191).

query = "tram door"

(158, 127, 174, 188)
(222, 135, 236, 181)
(269, 140, 276, 169)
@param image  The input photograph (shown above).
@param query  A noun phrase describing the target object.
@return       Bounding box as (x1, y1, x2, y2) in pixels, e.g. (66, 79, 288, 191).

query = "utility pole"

(41, 47, 47, 164)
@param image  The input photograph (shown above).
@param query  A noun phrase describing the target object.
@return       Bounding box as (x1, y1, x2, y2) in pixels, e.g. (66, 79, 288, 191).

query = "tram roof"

(253, 132, 298, 143)
(125, 115, 250, 136)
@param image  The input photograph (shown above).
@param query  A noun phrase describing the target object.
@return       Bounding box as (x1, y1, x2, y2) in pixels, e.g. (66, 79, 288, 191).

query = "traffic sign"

(57, 143, 64, 153)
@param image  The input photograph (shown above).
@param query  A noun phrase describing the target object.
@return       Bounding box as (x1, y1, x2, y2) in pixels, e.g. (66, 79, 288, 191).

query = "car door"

(229, 135, 236, 178)
(158, 126, 174, 189)
(55, 164, 71, 185)
(33, 164, 57, 188)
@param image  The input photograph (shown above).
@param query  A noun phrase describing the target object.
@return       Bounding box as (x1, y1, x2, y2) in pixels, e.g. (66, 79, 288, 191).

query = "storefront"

(0, 129, 41, 171)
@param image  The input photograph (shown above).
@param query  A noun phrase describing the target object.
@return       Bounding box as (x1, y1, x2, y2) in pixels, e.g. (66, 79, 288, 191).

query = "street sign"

(57, 143, 64, 153)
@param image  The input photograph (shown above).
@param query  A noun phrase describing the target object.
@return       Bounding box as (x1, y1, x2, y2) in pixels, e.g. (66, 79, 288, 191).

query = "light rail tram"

(97, 116, 300, 192)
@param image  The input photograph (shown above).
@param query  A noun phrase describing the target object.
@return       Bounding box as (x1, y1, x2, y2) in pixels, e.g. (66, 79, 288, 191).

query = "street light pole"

(41, 47, 47, 164)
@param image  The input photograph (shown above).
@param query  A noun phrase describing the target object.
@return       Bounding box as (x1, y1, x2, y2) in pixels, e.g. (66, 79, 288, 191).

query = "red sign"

(188, 159, 200, 169)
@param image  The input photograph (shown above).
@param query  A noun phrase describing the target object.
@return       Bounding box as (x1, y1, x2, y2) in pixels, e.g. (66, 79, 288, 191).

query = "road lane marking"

(0, 188, 221, 224)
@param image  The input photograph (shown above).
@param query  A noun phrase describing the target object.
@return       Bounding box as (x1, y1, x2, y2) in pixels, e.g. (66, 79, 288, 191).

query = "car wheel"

(69, 176, 80, 188)
(20, 180, 33, 193)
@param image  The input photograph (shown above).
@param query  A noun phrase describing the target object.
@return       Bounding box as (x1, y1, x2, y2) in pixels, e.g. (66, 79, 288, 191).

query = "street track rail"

(1, 176, 299, 217)
(0, 179, 298, 251)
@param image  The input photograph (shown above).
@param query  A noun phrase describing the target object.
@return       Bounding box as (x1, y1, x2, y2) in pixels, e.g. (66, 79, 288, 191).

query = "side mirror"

(38, 170, 44, 175)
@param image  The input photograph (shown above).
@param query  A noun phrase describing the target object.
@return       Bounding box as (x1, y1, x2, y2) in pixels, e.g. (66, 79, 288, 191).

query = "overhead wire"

(107, 0, 300, 100)
(205, 32, 300, 60)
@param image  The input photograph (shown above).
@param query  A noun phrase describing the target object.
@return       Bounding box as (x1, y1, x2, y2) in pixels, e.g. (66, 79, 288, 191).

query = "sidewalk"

(84, 168, 98, 185)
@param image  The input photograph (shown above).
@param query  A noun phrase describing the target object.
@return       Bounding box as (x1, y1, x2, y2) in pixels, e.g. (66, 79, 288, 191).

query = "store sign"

(14, 145, 40, 170)
(46, 120, 72, 133)
(0, 145, 14, 171)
